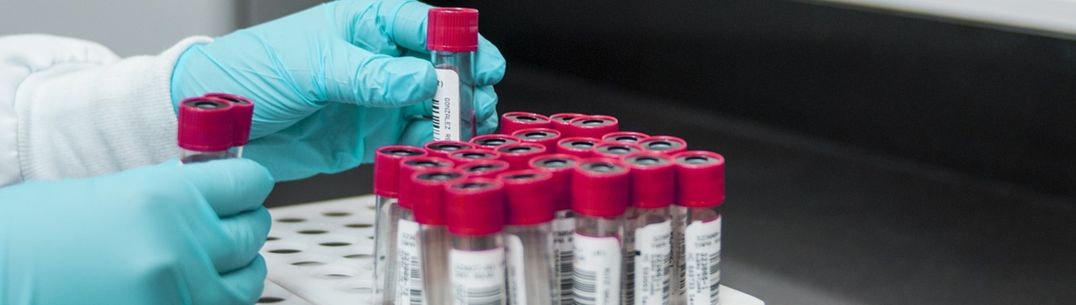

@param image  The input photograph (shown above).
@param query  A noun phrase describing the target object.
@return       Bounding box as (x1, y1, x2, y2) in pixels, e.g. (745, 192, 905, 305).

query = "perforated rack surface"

(257, 195, 764, 305)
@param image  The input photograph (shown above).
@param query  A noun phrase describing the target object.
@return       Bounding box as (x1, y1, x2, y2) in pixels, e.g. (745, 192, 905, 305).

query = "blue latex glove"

(171, 0, 507, 181)
(0, 159, 274, 305)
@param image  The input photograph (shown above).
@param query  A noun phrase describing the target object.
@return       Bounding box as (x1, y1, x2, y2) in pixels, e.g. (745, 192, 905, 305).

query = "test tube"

(528, 153, 582, 305)
(373, 145, 428, 304)
(511, 127, 562, 152)
(593, 142, 644, 159)
(470, 134, 521, 151)
(395, 157, 456, 305)
(457, 159, 511, 179)
(428, 8, 479, 141)
(500, 112, 552, 134)
(571, 158, 631, 305)
(566, 115, 619, 138)
(556, 137, 600, 158)
(623, 153, 676, 305)
(549, 113, 586, 134)
(639, 136, 688, 156)
(448, 148, 502, 166)
(425, 140, 477, 159)
(498, 169, 557, 305)
(496, 142, 547, 170)
(602, 131, 650, 144)
(411, 169, 468, 305)
(178, 97, 235, 163)
(203, 93, 253, 158)
(671, 151, 725, 305)
(444, 177, 507, 305)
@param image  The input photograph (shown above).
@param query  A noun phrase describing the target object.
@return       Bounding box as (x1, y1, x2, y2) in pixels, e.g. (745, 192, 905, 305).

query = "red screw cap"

(424, 140, 476, 158)
(178, 97, 235, 152)
(593, 142, 643, 159)
(496, 142, 547, 170)
(624, 153, 675, 209)
(470, 134, 521, 151)
(530, 154, 582, 211)
(445, 177, 505, 236)
(500, 112, 552, 134)
(427, 8, 479, 52)
(456, 159, 511, 178)
(556, 136, 600, 158)
(511, 128, 562, 152)
(602, 131, 650, 144)
(373, 145, 427, 197)
(411, 169, 468, 225)
(571, 158, 631, 218)
(639, 136, 688, 156)
(673, 151, 726, 208)
(398, 157, 456, 210)
(567, 115, 619, 138)
(549, 113, 586, 134)
(498, 169, 556, 225)
(203, 93, 254, 146)
(448, 149, 502, 165)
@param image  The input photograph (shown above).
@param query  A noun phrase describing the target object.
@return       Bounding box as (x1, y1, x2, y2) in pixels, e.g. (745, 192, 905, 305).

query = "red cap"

(549, 113, 586, 134)
(373, 145, 427, 197)
(470, 134, 521, 150)
(457, 159, 510, 178)
(593, 142, 643, 159)
(673, 151, 725, 208)
(567, 115, 619, 138)
(424, 140, 476, 158)
(624, 153, 675, 209)
(530, 154, 582, 211)
(496, 142, 547, 170)
(556, 137, 599, 158)
(447, 149, 501, 165)
(445, 177, 505, 236)
(203, 93, 254, 146)
(411, 169, 468, 225)
(511, 128, 562, 152)
(602, 131, 650, 144)
(500, 112, 552, 134)
(427, 8, 479, 52)
(498, 169, 556, 225)
(640, 136, 688, 155)
(398, 157, 456, 209)
(178, 97, 235, 152)
(571, 158, 631, 218)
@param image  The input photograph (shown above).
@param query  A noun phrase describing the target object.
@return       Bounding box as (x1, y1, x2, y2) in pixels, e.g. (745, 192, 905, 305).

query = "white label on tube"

(684, 217, 721, 305)
(506, 235, 528, 305)
(634, 221, 672, 305)
(397, 219, 424, 305)
(671, 205, 688, 299)
(450, 247, 506, 305)
(433, 68, 461, 141)
(553, 216, 575, 305)
(572, 233, 622, 305)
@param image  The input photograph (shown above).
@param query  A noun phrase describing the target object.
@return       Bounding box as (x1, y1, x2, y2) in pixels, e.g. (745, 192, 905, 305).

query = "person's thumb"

(322, 41, 437, 106)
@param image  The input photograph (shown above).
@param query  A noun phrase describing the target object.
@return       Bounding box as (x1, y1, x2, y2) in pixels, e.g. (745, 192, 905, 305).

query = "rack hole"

(345, 223, 373, 228)
(320, 242, 351, 247)
(257, 297, 285, 303)
(323, 211, 350, 217)
(277, 218, 305, 223)
(298, 229, 328, 235)
(268, 249, 301, 254)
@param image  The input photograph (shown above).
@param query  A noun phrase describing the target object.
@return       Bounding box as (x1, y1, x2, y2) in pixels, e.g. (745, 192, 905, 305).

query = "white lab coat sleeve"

(0, 34, 212, 187)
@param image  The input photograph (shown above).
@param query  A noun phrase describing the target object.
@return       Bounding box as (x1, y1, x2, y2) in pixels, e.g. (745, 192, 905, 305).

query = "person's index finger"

(386, 0, 432, 55)
(179, 158, 274, 217)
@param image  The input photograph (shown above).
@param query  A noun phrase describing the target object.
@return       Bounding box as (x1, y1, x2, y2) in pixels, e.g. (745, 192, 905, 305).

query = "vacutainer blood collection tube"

(498, 169, 557, 305)
(593, 142, 644, 160)
(639, 136, 688, 156)
(203, 93, 253, 158)
(496, 142, 547, 170)
(549, 113, 586, 134)
(556, 137, 600, 158)
(500, 112, 552, 134)
(395, 157, 457, 305)
(445, 178, 507, 305)
(178, 97, 235, 164)
(528, 153, 582, 305)
(571, 158, 631, 305)
(470, 134, 521, 151)
(623, 153, 676, 305)
(457, 159, 511, 179)
(511, 128, 562, 152)
(412, 169, 468, 305)
(671, 151, 725, 305)
(566, 115, 620, 138)
(426, 140, 477, 159)
(428, 8, 479, 141)
(602, 131, 650, 144)
(373, 145, 428, 304)
(448, 149, 502, 166)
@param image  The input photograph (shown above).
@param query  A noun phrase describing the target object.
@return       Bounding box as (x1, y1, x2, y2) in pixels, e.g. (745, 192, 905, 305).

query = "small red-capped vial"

(444, 177, 508, 305)
(395, 165, 458, 305)
(556, 137, 600, 158)
(398, 157, 456, 212)
(500, 112, 552, 134)
(497, 142, 547, 170)
(372, 145, 427, 301)
(602, 131, 650, 144)
(470, 134, 521, 151)
(498, 170, 558, 305)
(593, 142, 644, 159)
(407, 169, 467, 305)
(571, 158, 631, 305)
(511, 128, 562, 152)
(425, 140, 476, 158)
(529, 153, 582, 303)
(623, 153, 676, 305)
(447, 148, 501, 166)
(202, 93, 254, 158)
(457, 159, 511, 179)
(429, 7, 479, 142)
(567, 115, 620, 138)
(639, 136, 688, 156)
(549, 113, 586, 134)
(178, 97, 235, 164)
(671, 151, 725, 305)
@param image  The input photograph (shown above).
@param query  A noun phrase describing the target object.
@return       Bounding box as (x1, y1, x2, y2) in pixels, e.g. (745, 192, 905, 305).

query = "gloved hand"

(0, 159, 274, 305)
(171, 0, 507, 181)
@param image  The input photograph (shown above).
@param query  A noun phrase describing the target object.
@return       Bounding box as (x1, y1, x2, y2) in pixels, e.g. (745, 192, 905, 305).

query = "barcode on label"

(409, 253, 424, 305)
(556, 248, 574, 305)
(624, 249, 636, 305)
(572, 268, 598, 305)
(707, 252, 720, 304)
(457, 286, 503, 305)
(433, 68, 461, 140)
(553, 217, 575, 305)
(685, 218, 721, 305)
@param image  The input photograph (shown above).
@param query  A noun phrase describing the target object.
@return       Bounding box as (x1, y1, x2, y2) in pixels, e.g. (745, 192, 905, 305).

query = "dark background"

(255, 1, 1076, 304)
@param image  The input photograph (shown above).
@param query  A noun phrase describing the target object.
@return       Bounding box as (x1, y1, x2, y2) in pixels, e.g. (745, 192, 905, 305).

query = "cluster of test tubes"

(176, 93, 254, 164)
(372, 112, 727, 305)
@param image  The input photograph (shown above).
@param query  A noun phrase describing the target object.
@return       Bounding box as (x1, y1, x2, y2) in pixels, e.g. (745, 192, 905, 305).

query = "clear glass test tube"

(428, 8, 479, 141)
(672, 151, 726, 305)
(498, 169, 558, 305)
(177, 97, 235, 164)
(411, 169, 468, 305)
(570, 158, 631, 305)
(529, 153, 582, 305)
(445, 178, 507, 305)
(373, 146, 428, 304)
(396, 157, 457, 305)
(623, 153, 676, 305)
